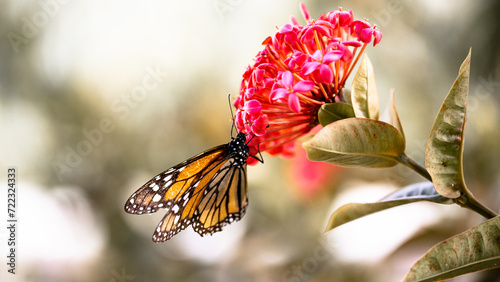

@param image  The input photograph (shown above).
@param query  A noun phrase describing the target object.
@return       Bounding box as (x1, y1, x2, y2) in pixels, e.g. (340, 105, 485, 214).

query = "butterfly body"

(125, 132, 250, 242)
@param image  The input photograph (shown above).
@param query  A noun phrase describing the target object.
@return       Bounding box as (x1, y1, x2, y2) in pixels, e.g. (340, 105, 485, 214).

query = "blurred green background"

(1, 0, 500, 281)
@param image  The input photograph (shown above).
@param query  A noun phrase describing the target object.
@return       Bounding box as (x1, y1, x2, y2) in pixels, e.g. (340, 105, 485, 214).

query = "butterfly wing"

(192, 161, 247, 237)
(125, 132, 251, 243)
(151, 159, 248, 242)
(124, 145, 230, 238)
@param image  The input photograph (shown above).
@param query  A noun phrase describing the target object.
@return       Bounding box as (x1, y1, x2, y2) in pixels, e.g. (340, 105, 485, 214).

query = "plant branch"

(398, 154, 498, 219)
(456, 192, 498, 219)
(397, 154, 432, 181)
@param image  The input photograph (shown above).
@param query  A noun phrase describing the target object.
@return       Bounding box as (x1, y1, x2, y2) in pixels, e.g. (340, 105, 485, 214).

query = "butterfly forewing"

(124, 145, 228, 215)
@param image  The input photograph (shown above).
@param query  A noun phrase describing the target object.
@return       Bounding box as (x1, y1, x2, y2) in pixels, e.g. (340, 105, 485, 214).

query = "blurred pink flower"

(287, 126, 341, 199)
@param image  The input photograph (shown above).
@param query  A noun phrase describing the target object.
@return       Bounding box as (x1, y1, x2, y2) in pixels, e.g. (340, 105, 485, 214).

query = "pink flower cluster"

(234, 3, 382, 164)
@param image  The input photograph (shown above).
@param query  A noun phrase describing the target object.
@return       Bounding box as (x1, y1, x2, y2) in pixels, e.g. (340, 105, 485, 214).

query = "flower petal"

(284, 32, 298, 45)
(244, 87, 255, 99)
(235, 111, 245, 129)
(279, 23, 293, 33)
(251, 114, 269, 136)
(300, 27, 315, 43)
(323, 50, 343, 63)
(288, 93, 301, 113)
(313, 25, 331, 37)
(338, 10, 353, 26)
(311, 50, 323, 61)
(318, 64, 333, 84)
(373, 28, 383, 46)
(302, 61, 320, 76)
(359, 28, 373, 43)
(270, 88, 289, 101)
(352, 19, 371, 36)
(244, 100, 262, 115)
(281, 71, 294, 87)
(293, 80, 314, 92)
(340, 48, 353, 62)
(342, 40, 363, 47)
(300, 3, 311, 22)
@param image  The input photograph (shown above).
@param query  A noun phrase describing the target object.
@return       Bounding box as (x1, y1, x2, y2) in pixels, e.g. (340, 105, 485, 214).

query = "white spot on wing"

(172, 204, 180, 213)
(152, 194, 162, 202)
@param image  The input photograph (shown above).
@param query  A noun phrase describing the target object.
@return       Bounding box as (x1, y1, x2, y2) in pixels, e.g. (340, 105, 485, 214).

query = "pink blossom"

(234, 3, 382, 161)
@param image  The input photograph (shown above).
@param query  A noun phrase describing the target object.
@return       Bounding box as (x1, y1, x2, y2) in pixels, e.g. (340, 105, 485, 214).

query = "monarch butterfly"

(124, 131, 260, 242)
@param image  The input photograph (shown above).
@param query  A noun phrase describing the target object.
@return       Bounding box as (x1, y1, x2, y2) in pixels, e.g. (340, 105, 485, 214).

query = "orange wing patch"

(228, 166, 245, 213)
(177, 150, 226, 180)
(162, 149, 227, 203)
(181, 160, 227, 219)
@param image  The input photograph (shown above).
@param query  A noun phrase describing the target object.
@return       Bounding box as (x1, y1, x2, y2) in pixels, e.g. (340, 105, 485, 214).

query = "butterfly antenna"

(228, 94, 237, 139)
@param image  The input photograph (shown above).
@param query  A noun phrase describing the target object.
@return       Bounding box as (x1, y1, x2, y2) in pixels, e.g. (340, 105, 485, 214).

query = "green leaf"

(325, 182, 453, 231)
(339, 88, 352, 105)
(380, 89, 405, 142)
(403, 216, 500, 282)
(425, 49, 471, 199)
(379, 181, 451, 203)
(351, 54, 379, 119)
(302, 118, 405, 167)
(318, 103, 356, 126)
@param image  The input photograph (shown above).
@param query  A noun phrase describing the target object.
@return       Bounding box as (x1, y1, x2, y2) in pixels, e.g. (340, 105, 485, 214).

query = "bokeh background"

(1, 0, 500, 281)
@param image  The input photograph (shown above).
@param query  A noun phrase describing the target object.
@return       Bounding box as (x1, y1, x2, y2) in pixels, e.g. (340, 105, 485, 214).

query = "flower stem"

(457, 191, 497, 219)
(397, 153, 432, 181)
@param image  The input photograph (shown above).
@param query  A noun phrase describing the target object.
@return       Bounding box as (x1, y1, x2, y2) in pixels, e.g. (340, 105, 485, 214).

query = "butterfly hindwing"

(192, 161, 248, 237)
